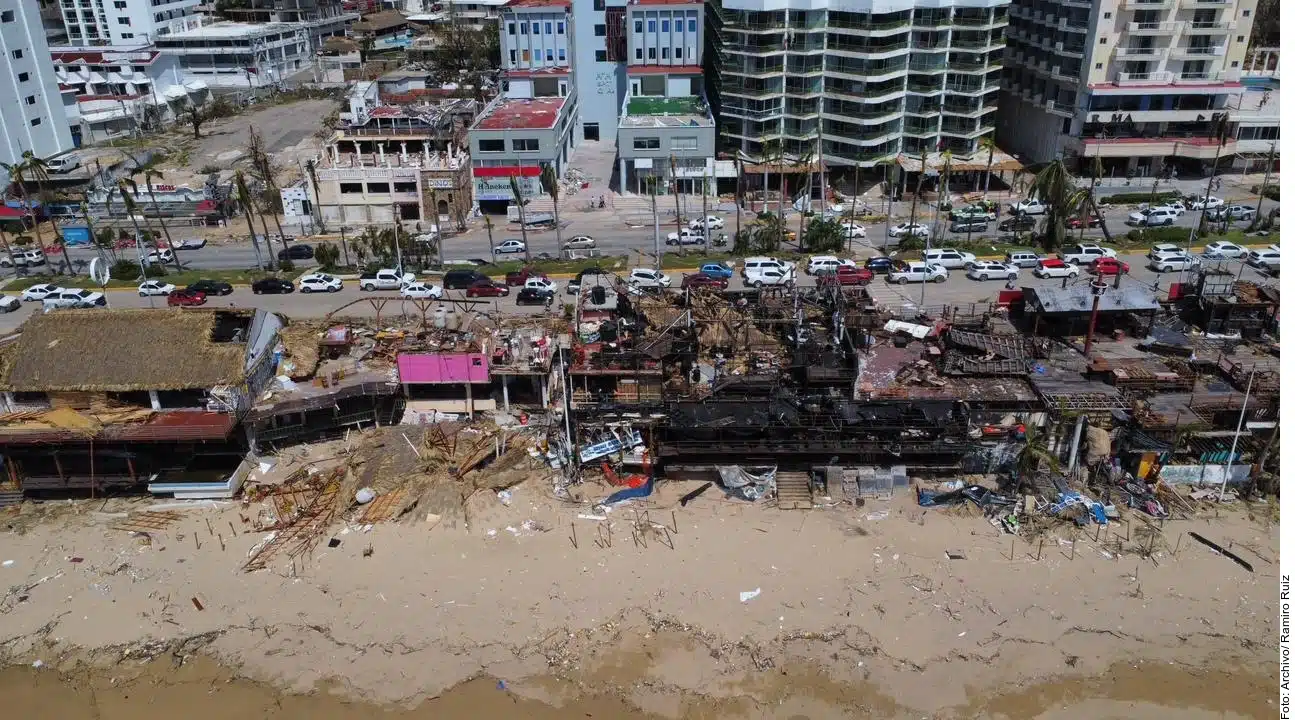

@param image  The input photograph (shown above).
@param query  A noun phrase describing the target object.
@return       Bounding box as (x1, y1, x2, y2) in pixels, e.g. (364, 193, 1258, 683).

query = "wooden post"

(1010, 537, 1015, 561)
(1036, 537, 1045, 561)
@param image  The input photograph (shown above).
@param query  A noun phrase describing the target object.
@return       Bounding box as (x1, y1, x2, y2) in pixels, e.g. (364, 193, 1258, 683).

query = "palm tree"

(795, 148, 816, 251)
(1028, 158, 1078, 252)
(482, 214, 496, 259)
(304, 158, 326, 233)
(132, 161, 184, 273)
(875, 158, 900, 245)
(759, 139, 781, 213)
(539, 164, 562, 250)
(1010, 425, 1060, 493)
(115, 178, 153, 280)
(508, 176, 530, 261)
(906, 148, 929, 247)
(429, 189, 444, 267)
(978, 133, 996, 194)
(734, 157, 744, 246)
(3, 152, 71, 275)
(0, 220, 16, 269)
(233, 171, 268, 271)
(246, 128, 289, 250)
(669, 155, 684, 244)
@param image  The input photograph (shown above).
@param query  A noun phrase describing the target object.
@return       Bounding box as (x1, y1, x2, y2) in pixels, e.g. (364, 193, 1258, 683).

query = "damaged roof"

(0, 309, 250, 393)
(1026, 285, 1160, 314)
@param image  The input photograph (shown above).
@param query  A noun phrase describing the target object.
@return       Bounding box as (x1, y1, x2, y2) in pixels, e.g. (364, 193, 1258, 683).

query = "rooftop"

(504, 0, 571, 8)
(159, 21, 299, 39)
(627, 64, 703, 76)
(0, 309, 252, 393)
(628, 0, 703, 5)
(50, 48, 160, 65)
(620, 95, 713, 128)
(352, 9, 409, 33)
(473, 96, 567, 131)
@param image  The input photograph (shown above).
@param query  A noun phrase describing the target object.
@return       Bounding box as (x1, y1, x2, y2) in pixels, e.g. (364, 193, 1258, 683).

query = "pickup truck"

(1059, 243, 1117, 265)
(1011, 198, 1049, 216)
(359, 269, 415, 291)
(506, 265, 547, 286)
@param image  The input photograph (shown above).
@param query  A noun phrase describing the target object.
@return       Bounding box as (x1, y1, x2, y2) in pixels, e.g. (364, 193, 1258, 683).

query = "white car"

(838, 222, 868, 238)
(1150, 253, 1201, 273)
(666, 228, 705, 245)
(1148, 243, 1187, 262)
(923, 248, 977, 269)
(1202, 240, 1248, 259)
(806, 256, 856, 276)
(143, 248, 175, 264)
(360, 269, 415, 291)
(1034, 259, 1081, 279)
(42, 288, 106, 310)
(966, 261, 1020, 281)
(690, 215, 724, 231)
(1187, 195, 1224, 211)
(628, 268, 671, 288)
(563, 235, 596, 250)
(523, 277, 558, 294)
(0, 294, 19, 313)
(20, 283, 62, 302)
(1247, 245, 1280, 271)
(0, 249, 47, 268)
(888, 222, 930, 238)
(1128, 208, 1175, 226)
(1208, 205, 1257, 222)
(137, 280, 176, 297)
(298, 273, 342, 293)
(399, 282, 445, 299)
(888, 262, 948, 284)
(1012, 198, 1049, 215)
(1060, 244, 1117, 264)
(493, 239, 527, 255)
(742, 256, 795, 287)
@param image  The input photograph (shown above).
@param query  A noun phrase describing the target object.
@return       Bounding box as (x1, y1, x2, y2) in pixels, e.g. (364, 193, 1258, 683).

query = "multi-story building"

(1001, 0, 1259, 175)
(617, 0, 714, 193)
(155, 22, 317, 88)
(569, 0, 628, 141)
(305, 81, 478, 228)
(58, 0, 202, 46)
(0, 3, 74, 174)
(213, 0, 356, 45)
(714, 2, 1009, 169)
(52, 46, 210, 144)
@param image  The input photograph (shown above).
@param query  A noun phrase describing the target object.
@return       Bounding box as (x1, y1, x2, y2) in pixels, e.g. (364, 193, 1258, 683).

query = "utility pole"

(921, 152, 950, 309)
(701, 162, 710, 247)
(1218, 368, 1256, 501)
(1250, 142, 1276, 227)
(1083, 278, 1107, 357)
(816, 124, 828, 216)
(1196, 112, 1230, 240)
(650, 177, 661, 271)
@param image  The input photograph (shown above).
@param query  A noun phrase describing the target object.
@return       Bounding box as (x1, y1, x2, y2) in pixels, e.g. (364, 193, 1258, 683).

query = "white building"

(154, 22, 314, 88)
(0, 3, 74, 175)
(52, 46, 209, 143)
(58, 0, 203, 46)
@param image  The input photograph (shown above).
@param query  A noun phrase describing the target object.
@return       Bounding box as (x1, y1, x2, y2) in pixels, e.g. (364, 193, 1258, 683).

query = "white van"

(742, 256, 794, 287)
(45, 153, 80, 174)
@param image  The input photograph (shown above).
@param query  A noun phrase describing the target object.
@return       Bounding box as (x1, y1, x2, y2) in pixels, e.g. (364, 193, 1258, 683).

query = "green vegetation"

(5, 267, 287, 291)
(1252, 184, 1279, 202)
(468, 256, 631, 278)
(1098, 190, 1183, 206)
(625, 96, 704, 116)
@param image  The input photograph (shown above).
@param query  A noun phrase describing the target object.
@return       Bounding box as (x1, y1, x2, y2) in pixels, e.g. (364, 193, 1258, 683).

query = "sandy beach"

(0, 454, 1278, 718)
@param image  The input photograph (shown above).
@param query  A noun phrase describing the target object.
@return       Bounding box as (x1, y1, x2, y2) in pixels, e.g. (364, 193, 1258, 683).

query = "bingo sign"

(474, 175, 539, 202)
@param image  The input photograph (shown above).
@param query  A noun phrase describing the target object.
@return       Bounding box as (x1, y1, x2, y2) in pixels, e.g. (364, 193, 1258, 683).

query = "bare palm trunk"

(517, 204, 530, 262)
(430, 191, 444, 268)
(240, 199, 265, 270)
(146, 186, 184, 273)
(670, 156, 683, 243)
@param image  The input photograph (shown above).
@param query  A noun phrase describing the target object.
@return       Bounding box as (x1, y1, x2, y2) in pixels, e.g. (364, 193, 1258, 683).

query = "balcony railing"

(1122, 0, 1171, 7)
(1172, 45, 1225, 58)
(1116, 71, 1174, 85)
(1115, 46, 1167, 59)
(1184, 20, 1237, 32)
(1177, 71, 1226, 82)
(828, 41, 909, 56)
(951, 14, 996, 28)
(1125, 21, 1183, 33)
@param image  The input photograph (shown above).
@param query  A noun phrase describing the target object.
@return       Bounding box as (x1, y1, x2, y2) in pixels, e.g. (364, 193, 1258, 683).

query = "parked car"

(359, 268, 415, 291)
(950, 219, 989, 234)
(697, 263, 734, 280)
(443, 269, 490, 289)
(742, 256, 794, 287)
(966, 261, 1020, 281)
(1207, 205, 1257, 222)
(837, 222, 868, 238)
(167, 288, 207, 307)
(0, 294, 18, 313)
(887, 261, 948, 284)
(1060, 243, 1117, 264)
(1186, 195, 1224, 211)
(298, 273, 342, 293)
(816, 265, 872, 287)
(567, 267, 611, 294)
(888, 222, 930, 238)
(251, 277, 294, 294)
(690, 215, 724, 231)
(399, 282, 445, 299)
(1005, 251, 1041, 268)
(923, 248, 977, 269)
(20, 283, 61, 301)
(277, 244, 314, 261)
(1150, 253, 1201, 273)
(42, 288, 106, 310)
(998, 215, 1036, 232)
(523, 276, 558, 294)
(505, 265, 546, 286)
(628, 268, 671, 288)
(177, 238, 207, 250)
(806, 255, 856, 276)
(466, 278, 509, 297)
(0, 249, 47, 268)
(515, 287, 554, 306)
(1128, 207, 1175, 226)
(137, 280, 176, 297)
(1148, 243, 1187, 262)
(951, 208, 995, 224)
(1033, 258, 1081, 279)
(1090, 257, 1130, 276)
(1247, 245, 1281, 272)
(493, 239, 527, 255)
(681, 273, 728, 291)
(143, 248, 176, 265)
(186, 279, 233, 296)
(1066, 215, 1102, 229)
(563, 235, 597, 250)
(1011, 198, 1049, 215)
(864, 256, 897, 274)
(1202, 240, 1248, 259)
(666, 228, 705, 246)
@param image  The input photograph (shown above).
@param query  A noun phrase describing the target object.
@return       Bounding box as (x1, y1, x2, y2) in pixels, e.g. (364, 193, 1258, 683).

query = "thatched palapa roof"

(0, 309, 248, 393)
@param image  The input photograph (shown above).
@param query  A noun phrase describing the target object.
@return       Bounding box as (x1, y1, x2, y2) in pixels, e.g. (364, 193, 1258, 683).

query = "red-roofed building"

(468, 95, 577, 209)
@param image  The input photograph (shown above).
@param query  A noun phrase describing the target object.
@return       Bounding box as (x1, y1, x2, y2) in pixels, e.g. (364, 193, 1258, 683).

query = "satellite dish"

(88, 257, 110, 287)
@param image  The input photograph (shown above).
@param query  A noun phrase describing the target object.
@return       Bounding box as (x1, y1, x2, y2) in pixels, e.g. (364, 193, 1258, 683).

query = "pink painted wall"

(397, 353, 489, 384)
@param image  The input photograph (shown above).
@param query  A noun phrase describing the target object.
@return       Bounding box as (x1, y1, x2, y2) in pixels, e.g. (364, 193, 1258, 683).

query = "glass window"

(675, 47, 682, 59)
(532, 22, 540, 34)
(634, 20, 642, 33)
(688, 18, 696, 32)
(512, 138, 539, 151)
(478, 139, 505, 152)
(648, 20, 655, 32)
(558, 48, 566, 61)
(635, 48, 643, 60)
(508, 22, 515, 34)
(546, 49, 554, 61)
(521, 49, 529, 61)
(648, 47, 656, 59)
(545, 22, 552, 34)
(520, 22, 528, 34)
(594, 0, 605, 9)
(633, 137, 661, 150)
(509, 49, 516, 63)
(671, 137, 699, 151)
(676, 20, 683, 32)
(595, 24, 605, 36)
(595, 50, 607, 62)
(557, 21, 564, 34)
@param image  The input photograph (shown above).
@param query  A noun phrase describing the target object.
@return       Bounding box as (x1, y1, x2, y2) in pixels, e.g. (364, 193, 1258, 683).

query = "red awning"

(0, 206, 29, 219)
(472, 166, 543, 178)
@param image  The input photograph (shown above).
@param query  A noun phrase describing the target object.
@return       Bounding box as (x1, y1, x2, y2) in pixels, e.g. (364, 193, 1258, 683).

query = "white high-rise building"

(58, 0, 203, 46)
(0, 3, 74, 171)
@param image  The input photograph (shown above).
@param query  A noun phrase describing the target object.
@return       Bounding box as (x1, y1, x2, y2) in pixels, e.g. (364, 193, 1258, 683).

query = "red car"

(466, 279, 510, 298)
(505, 265, 546, 286)
(1090, 257, 1129, 276)
(1066, 215, 1102, 229)
(167, 289, 207, 306)
(681, 273, 727, 290)
(817, 265, 873, 287)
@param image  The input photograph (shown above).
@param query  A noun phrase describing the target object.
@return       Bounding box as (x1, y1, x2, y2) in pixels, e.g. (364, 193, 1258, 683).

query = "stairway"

(776, 471, 813, 510)
(0, 487, 23, 509)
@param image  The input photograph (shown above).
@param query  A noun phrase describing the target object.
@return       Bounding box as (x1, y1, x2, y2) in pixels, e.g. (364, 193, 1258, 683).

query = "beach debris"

(111, 510, 185, 534)
(31, 660, 43, 669)
(680, 482, 711, 507)
(497, 490, 513, 506)
(327, 538, 341, 548)
(740, 588, 762, 603)
(1188, 532, 1254, 573)
(866, 510, 890, 521)
(945, 549, 966, 560)
(1, 560, 12, 568)
(191, 597, 204, 611)
(357, 489, 407, 524)
(355, 487, 377, 504)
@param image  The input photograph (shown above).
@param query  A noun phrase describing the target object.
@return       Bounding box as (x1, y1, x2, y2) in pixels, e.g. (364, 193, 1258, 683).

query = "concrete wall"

(571, 0, 626, 141)
(0, 2, 74, 173)
(616, 124, 715, 161)
(500, 9, 572, 70)
(627, 5, 701, 66)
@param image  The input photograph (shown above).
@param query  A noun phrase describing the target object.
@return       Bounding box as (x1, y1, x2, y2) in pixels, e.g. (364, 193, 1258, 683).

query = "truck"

(359, 268, 415, 291)
(506, 203, 554, 225)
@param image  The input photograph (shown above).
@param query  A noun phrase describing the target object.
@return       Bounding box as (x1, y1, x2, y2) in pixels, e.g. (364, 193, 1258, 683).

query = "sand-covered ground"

(0, 461, 1277, 718)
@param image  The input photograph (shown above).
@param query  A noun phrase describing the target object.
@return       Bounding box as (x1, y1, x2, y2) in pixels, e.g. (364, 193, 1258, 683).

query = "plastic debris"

(740, 588, 762, 603)
(355, 487, 377, 504)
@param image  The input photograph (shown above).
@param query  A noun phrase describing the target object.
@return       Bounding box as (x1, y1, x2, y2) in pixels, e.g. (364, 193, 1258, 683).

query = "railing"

(1177, 71, 1225, 82)
(828, 41, 909, 55)
(829, 18, 912, 33)
(1184, 20, 1237, 32)
(910, 62, 949, 73)
(1116, 71, 1174, 85)
(722, 104, 782, 120)
(1123, 0, 1171, 7)
(911, 15, 954, 28)
(1126, 21, 1183, 33)
(1173, 45, 1226, 57)
(1115, 46, 1166, 58)
(951, 14, 996, 28)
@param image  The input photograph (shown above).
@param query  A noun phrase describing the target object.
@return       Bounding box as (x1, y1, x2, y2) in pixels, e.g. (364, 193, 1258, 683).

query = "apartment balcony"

(1182, 20, 1237, 34)
(721, 104, 782, 122)
(822, 106, 904, 129)
(911, 15, 953, 30)
(941, 122, 991, 138)
(720, 59, 783, 78)
(904, 122, 940, 137)
(1115, 46, 1168, 60)
(1115, 71, 1175, 85)
(784, 83, 823, 97)
(827, 40, 910, 60)
(912, 38, 951, 52)
(1045, 99, 1077, 117)
(1125, 21, 1183, 34)
(1171, 45, 1225, 60)
(951, 13, 997, 29)
(1179, 0, 1231, 8)
(1176, 71, 1228, 84)
(784, 100, 824, 119)
(944, 102, 995, 118)
(1054, 41, 1085, 58)
(950, 37, 1000, 52)
(910, 61, 950, 75)
(830, 18, 913, 36)
(947, 82, 994, 96)
(1122, 0, 1172, 8)
(726, 41, 785, 57)
(823, 126, 903, 147)
(723, 83, 782, 100)
(906, 102, 943, 117)
(1060, 0, 1092, 7)
(907, 81, 944, 96)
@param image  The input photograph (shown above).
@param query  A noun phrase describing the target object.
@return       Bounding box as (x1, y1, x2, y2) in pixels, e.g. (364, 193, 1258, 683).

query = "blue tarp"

(603, 476, 654, 505)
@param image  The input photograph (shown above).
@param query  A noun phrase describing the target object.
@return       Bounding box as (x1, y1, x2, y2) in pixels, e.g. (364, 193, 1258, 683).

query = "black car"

(251, 277, 294, 294)
(443, 269, 489, 289)
(187, 279, 234, 296)
(998, 215, 1036, 232)
(864, 256, 896, 273)
(950, 220, 989, 233)
(516, 287, 554, 306)
(277, 244, 314, 260)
